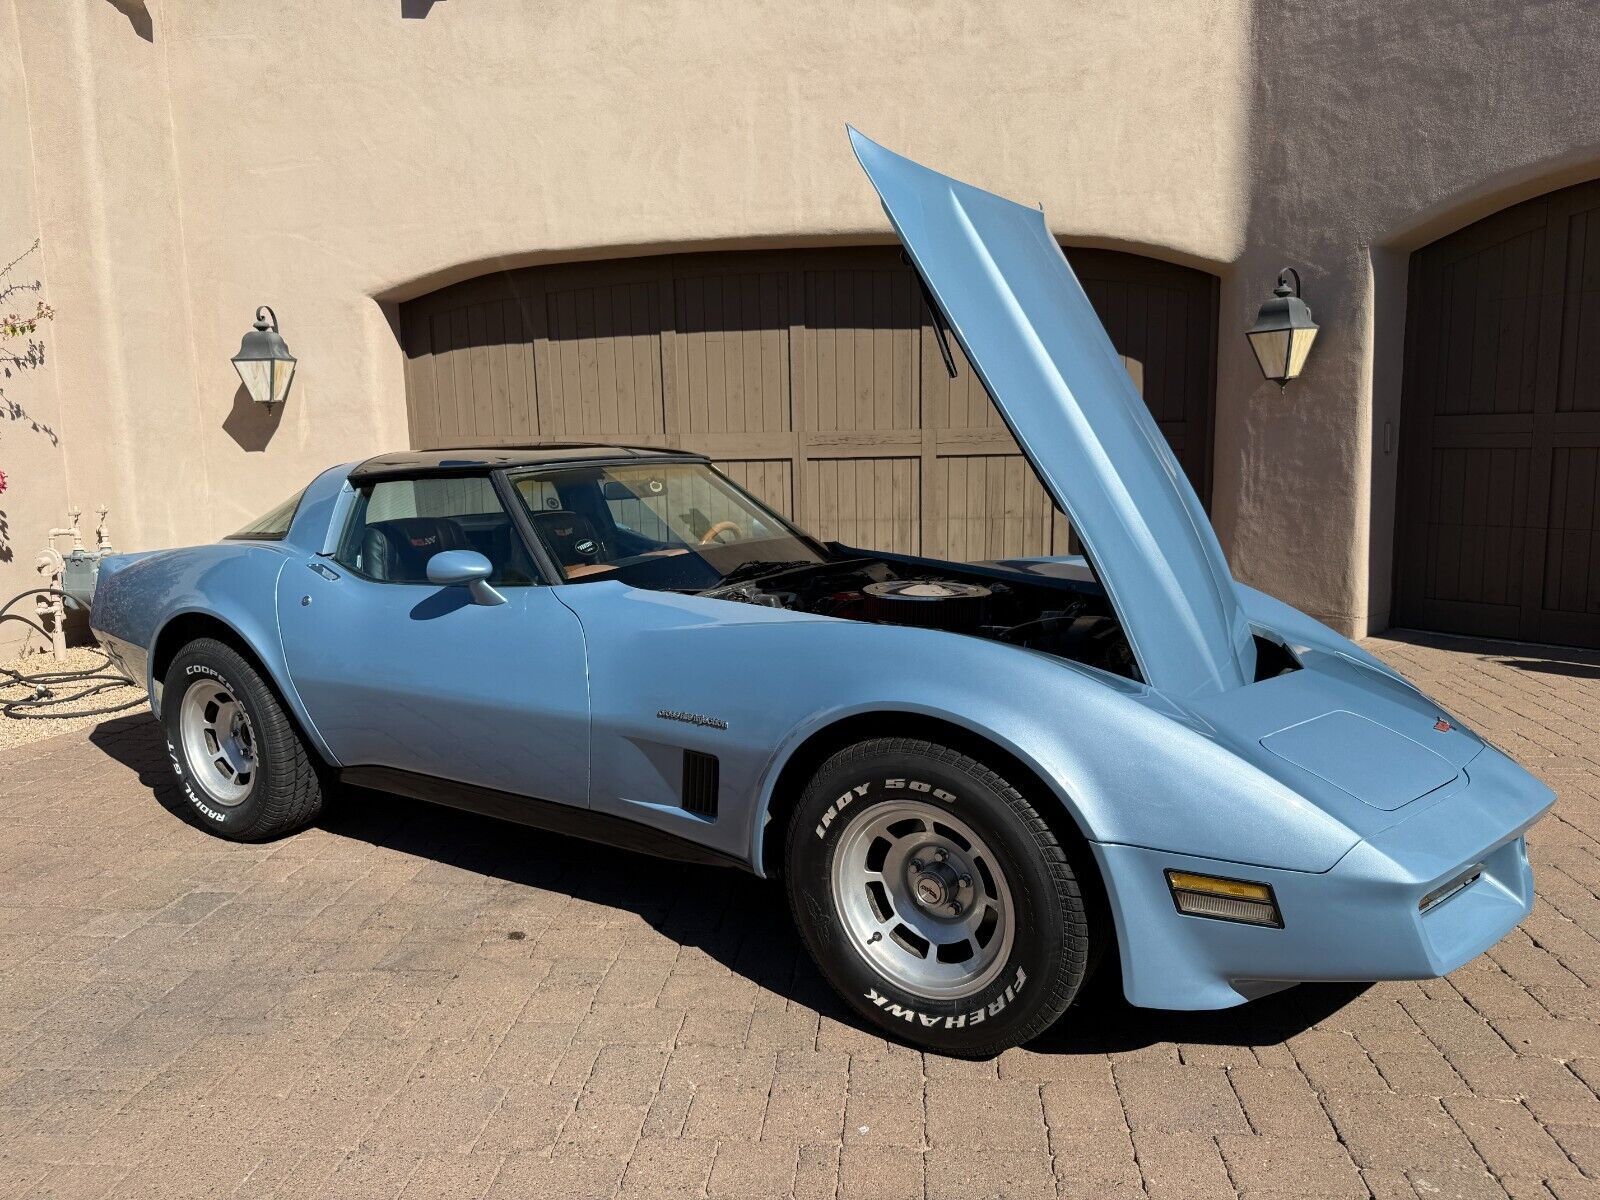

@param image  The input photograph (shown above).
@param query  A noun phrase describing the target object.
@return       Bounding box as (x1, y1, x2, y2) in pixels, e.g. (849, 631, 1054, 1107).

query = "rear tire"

(161, 638, 323, 841)
(785, 737, 1091, 1056)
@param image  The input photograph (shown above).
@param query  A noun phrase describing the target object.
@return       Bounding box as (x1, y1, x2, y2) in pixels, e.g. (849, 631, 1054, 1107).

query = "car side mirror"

(426, 550, 507, 607)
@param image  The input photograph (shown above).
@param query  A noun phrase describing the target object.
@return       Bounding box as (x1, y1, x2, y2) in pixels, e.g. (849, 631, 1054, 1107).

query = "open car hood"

(849, 129, 1256, 699)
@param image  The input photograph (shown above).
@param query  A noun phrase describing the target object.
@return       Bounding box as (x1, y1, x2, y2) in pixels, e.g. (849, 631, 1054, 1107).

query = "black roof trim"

(347, 443, 705, 484)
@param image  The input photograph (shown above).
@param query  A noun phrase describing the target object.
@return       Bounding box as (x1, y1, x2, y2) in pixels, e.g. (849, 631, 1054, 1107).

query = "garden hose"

(0, 587, 143, 719)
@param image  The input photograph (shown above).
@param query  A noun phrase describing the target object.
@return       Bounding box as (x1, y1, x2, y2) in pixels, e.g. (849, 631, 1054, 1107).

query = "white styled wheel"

(178, 678, 257, 806)
(831, 801, 1014, 999)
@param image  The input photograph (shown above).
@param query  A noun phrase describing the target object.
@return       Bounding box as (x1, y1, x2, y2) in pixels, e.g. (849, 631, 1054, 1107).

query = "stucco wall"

(0, 0, 68, 656)
(1212, 0, 1600, 635)
(3, 0, 1251, 556)
(3, 0, 1598, 653)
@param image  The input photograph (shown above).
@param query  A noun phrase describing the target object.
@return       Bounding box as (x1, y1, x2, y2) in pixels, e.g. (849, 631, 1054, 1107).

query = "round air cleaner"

(860, 579, 992, 630)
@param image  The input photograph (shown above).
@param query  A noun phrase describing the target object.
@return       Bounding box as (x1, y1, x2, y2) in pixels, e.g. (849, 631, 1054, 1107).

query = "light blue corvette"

(89, 131, 1552, 1055)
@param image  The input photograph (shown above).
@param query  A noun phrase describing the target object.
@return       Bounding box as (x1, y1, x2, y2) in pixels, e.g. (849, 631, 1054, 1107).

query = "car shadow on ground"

(89, 711, 1363, 1056)
(1383, 627, 1600, 679)
(1493, 657, 1600, 680)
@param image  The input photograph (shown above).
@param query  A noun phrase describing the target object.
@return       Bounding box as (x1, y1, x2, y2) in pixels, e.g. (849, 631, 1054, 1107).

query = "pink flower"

(0, 468, 7, 495)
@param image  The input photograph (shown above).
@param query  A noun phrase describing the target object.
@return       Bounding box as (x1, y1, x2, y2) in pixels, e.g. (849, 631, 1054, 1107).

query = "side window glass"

(334, 476, 537, 585)
(514, 476, 562, 515)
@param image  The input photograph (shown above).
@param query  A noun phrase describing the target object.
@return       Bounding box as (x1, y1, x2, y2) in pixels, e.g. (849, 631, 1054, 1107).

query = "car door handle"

(307, 561, 341, 581)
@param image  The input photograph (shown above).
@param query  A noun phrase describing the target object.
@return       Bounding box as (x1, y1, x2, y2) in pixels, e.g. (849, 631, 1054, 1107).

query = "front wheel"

(785, 737, 1093, 1056)
(161, 638, 323, 841)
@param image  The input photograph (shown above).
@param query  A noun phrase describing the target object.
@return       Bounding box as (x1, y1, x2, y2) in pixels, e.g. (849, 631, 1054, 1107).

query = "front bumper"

(1096, 747, 1554, 1010)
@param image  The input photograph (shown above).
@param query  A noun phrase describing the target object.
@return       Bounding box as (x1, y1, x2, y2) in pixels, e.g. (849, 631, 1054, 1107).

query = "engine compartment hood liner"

(849, 128, 1255, 701)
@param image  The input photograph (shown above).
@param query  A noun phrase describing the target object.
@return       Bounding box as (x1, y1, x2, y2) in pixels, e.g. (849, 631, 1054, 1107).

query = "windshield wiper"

(713, 559, 821, 588)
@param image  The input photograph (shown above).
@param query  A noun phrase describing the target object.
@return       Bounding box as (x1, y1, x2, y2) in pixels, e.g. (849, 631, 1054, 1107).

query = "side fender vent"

(682, 750, 720, 819)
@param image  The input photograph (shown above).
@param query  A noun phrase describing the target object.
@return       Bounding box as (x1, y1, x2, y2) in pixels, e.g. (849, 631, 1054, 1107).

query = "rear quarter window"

(225, 488, 306, 540)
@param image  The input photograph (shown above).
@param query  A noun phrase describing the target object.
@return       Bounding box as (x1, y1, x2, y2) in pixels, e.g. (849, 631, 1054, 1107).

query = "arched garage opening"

(399, 247, 1217, 562)
(1394, 178, 1600, 648)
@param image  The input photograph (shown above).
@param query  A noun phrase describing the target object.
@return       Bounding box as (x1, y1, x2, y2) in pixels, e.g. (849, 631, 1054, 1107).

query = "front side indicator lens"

(1166, 870, 1283, 928)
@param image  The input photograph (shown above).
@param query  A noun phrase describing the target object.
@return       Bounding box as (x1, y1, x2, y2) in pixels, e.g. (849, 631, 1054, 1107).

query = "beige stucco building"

(3, 0, 1598, 657)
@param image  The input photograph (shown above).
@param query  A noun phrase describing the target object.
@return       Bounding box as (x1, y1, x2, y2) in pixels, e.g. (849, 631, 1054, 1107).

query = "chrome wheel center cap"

(832, 801, 1014, 1000)
(912, 861, 961, 910)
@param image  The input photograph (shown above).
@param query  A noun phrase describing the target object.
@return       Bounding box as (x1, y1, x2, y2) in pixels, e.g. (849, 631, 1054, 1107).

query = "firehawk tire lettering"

(865, 965, 1029, 1028)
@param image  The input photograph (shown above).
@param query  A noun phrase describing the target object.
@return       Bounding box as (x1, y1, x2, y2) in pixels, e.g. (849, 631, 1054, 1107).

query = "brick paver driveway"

(1, 632, 1597, 1199)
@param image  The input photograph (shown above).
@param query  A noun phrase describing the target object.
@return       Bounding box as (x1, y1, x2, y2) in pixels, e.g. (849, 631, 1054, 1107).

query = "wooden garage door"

(1395, 179, 1600, 648)
(400, 247, 1217, 561)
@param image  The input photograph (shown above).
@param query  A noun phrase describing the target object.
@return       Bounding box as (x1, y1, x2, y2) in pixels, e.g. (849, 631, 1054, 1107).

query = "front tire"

(785, 737, 1093, 1056)
(161, 638, 323, 841)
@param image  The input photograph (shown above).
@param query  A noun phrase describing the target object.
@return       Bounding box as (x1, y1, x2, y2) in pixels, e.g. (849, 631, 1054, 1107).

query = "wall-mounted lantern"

(1247, 268, 1319, 390)
(231, 306, 296, 408)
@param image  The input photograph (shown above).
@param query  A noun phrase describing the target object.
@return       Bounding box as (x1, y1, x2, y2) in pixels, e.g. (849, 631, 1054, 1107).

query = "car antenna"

(901, 250, 958, 379)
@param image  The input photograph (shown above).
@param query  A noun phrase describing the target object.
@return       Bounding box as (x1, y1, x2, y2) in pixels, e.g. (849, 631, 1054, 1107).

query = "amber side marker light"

(1165, 870, 1283, 928)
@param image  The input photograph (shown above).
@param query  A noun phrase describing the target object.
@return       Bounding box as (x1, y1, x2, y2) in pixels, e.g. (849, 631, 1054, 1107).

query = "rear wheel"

(785, 737, 1093, 1056)
(161, 638, 323, 841)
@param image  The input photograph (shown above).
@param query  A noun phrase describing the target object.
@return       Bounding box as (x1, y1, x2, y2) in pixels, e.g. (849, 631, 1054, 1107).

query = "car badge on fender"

(657, 708, 728, 731)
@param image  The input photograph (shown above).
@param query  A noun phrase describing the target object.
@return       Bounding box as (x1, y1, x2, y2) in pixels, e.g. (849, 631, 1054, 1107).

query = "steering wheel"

(700, 520, 744, 545)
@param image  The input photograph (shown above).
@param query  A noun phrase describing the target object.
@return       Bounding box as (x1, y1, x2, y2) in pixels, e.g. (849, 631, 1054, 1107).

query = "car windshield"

(506, 460, 828, 589)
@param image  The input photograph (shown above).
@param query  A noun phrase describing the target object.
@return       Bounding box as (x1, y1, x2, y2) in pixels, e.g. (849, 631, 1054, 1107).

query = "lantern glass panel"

(234, 357, 275, 406)
(1286, 326, 1317, 379)
(1248, 328, 1291, 382)
(269, 357, 297, 406)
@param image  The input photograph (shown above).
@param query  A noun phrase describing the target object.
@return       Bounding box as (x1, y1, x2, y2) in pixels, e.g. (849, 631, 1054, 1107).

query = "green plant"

(0, 238, 57, 563)
(1, 240, 52, 375)
(2, 301, 52, 343)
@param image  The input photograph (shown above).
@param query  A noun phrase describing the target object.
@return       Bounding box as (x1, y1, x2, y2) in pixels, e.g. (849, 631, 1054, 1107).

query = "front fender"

(732, 623, 1357, 878)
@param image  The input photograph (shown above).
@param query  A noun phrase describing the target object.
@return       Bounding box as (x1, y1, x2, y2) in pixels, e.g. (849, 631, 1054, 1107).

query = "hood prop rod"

(903, 253, 959, 380)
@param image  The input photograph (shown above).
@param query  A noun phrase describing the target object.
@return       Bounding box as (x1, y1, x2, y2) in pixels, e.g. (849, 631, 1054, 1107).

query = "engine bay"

(704, 556, 1140, 681)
